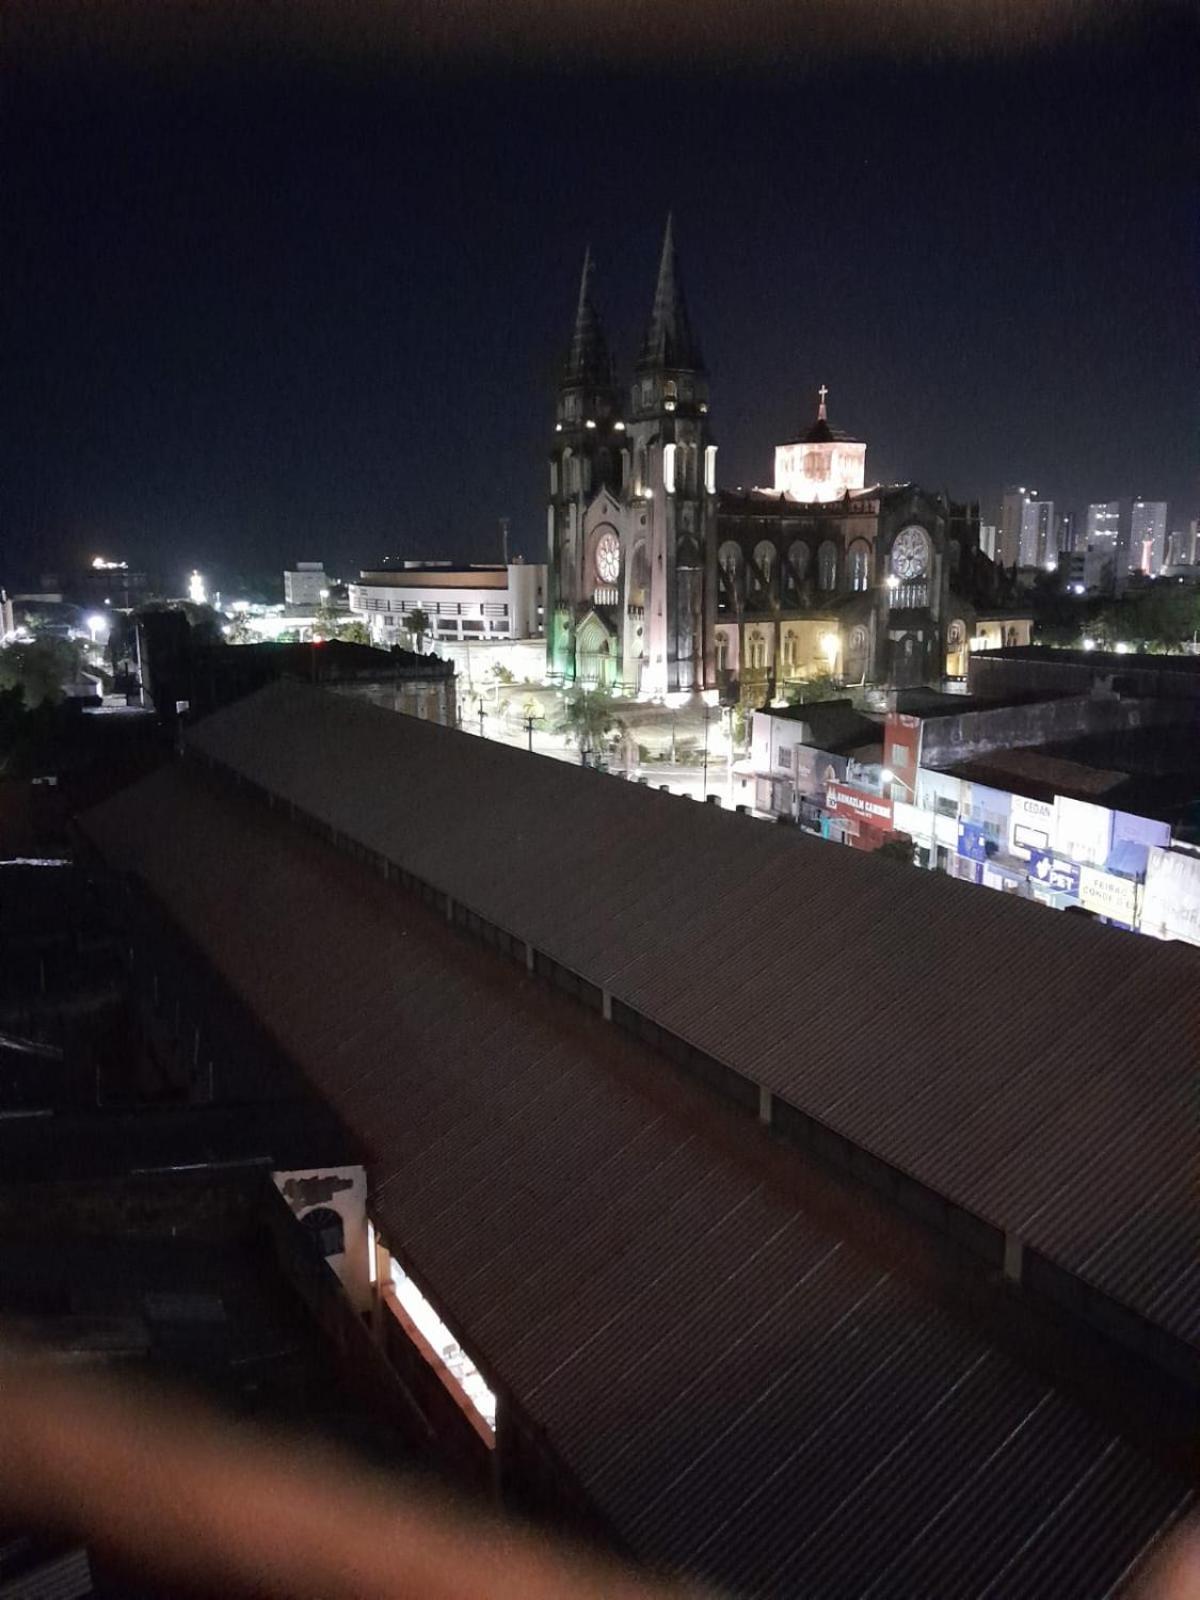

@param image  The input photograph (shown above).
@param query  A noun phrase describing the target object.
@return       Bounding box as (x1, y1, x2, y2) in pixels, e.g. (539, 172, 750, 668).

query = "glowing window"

(848, 540, 870, 592)
(818, 540, 838, 591)
(390, 1258, 496, 1432)
(663, 444, 677, 495)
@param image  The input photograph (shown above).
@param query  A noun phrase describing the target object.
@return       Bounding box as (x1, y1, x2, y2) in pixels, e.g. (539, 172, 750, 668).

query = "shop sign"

(1139, 848, 1200, 945)
(1027, 849, 1081, 897)
(1008, 793, 1054, 860)
(793, 744, 845, 798)
(1078, 866, 1138, 924)
(957, 821, 990, 862)
(827, 782, 893, 828)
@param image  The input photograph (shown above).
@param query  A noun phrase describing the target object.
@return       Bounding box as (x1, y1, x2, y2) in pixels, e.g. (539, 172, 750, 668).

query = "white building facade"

(348, 562, 546, 649)
(284, 562, 327, 606)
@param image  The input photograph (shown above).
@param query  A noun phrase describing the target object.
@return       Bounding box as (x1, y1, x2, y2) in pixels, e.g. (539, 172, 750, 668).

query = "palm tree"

(407, 608, 430, 653)
(555, 686, 624, 766)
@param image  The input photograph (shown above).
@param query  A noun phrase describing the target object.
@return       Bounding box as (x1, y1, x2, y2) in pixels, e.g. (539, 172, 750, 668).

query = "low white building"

(348, 561, 546, 648)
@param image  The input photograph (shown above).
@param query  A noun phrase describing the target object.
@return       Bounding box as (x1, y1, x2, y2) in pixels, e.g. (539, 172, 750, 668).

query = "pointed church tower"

(636, 213, 704, 377)
(559, 246, 618, 427)
(546, 249, 628, 686)
(627, 216, 717, 696)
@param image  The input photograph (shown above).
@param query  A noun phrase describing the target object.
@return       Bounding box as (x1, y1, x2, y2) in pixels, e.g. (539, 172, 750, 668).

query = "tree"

(876, 835, 916, 865)
(0, 637, 84, 707)
(555, 686, 625, 765)
(407, 608, 430, 653)
(784, 671, 841, 706)
(1088, 587, 1200, 654)
(310, 602, 371, 647)
(225, 612, 255, 645)
(310, 599, 342, 641)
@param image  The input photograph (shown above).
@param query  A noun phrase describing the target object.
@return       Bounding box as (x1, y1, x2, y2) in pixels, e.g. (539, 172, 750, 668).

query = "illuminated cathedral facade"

(546, 222, 1029, 699)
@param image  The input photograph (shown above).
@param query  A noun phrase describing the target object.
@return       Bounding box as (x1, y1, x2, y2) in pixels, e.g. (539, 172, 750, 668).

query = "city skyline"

(6, 7, 1193, 587)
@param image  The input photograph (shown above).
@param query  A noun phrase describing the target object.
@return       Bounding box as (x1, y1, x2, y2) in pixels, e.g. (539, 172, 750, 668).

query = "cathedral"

(546, 220, 1029, 699)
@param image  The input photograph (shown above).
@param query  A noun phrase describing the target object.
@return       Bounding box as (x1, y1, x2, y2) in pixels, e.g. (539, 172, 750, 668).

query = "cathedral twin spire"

(636, 213, 704, 374)
(562, 245, 615, 389)
(562, 215, 704, 396)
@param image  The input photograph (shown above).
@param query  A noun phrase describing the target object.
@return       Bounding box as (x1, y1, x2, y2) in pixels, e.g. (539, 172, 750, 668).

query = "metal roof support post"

(602, 989, 612, 1021)
(758, 1084, 773, 1126)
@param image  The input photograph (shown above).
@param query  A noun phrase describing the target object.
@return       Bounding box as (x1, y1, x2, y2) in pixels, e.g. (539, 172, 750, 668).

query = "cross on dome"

(817, 384, 829, 421)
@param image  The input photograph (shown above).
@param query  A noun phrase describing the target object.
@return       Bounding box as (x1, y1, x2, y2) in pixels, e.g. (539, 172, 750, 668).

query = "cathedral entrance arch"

(576, 611, 617, 688)
(890, 632, 923, 688)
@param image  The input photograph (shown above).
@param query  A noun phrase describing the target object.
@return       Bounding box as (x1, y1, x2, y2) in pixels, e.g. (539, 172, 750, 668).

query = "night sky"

(6, 3, 1196, 592)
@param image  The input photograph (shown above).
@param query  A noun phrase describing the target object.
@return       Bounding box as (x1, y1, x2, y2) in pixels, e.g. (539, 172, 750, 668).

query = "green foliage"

(489, 663, 516, 686)
(225, 612, 255, 644)
(0, 637, 84, 707)
(876, 836, 916, 865)
(1033, 583, 1200, 655)
(406, 608, 430, 652)
(784, 671, 841, 706)
(310, 602, 371, 646)
(0, 685, 25, 751)
(1093, 587, 1200, 653)
(555, 686, 625, 762)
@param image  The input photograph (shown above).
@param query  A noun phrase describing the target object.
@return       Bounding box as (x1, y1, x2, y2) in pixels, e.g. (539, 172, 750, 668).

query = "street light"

(880, 765, 913, 801)
(86, 613, 106, 644)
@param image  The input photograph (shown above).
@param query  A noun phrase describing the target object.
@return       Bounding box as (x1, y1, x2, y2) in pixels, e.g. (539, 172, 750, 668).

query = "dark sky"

(6, 4, 1196, 591)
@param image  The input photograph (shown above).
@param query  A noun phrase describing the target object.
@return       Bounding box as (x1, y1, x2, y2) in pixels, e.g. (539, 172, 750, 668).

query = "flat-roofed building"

(349, 561, 546, 648)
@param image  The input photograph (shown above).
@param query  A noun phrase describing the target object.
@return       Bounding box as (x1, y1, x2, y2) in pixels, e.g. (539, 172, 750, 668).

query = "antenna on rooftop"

(500, 516, 511, 566)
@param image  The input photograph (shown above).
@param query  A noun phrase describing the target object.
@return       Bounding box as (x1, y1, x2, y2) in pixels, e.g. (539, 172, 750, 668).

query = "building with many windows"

(545, 221, 1031, 699)
(546, 222, 716, 696)
(283, 561, 327, 607)
(998, 487, 1055, 569)
(713, 430, 1030, 697)
(349, 561, 545, 649)
(1130, 499, 1168, 576)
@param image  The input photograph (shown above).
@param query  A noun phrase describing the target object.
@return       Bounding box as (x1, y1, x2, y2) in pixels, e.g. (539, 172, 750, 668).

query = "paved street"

(455, 690, 744, 805)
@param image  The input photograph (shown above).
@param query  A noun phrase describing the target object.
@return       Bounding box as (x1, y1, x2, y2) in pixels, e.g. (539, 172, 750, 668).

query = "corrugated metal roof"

(175, 684, 1200, 1357)
(78, 763, 1192, 1598)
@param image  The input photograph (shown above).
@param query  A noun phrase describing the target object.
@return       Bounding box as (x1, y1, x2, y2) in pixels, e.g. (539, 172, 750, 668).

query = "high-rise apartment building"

(1085, 502, 1122, 554)
(1130, 500, 1167, 576)
(1165, 527, 1194, 568)
(999, 487, 1054, 568)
